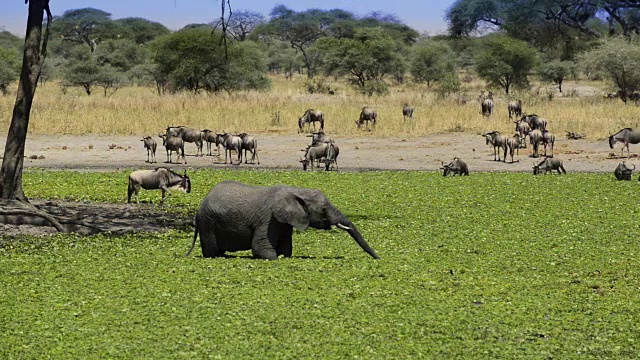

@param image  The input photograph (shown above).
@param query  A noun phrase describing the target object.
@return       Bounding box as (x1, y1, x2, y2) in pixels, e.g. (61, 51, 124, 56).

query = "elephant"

(186, 181, 380, 260)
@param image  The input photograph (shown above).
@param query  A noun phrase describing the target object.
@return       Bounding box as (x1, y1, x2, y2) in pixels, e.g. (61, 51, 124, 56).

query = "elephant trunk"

(335, 216, 380, 259)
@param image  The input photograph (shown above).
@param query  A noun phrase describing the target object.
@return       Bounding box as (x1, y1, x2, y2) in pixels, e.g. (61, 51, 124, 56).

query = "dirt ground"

(0, 132, 629, 237)
(2, 132, 630, 173)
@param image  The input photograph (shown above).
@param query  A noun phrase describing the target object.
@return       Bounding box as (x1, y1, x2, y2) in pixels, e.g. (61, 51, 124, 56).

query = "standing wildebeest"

(298, 109, 324, 133)
(141, 136, 157, 163)
(542, 130, 555, 157)
(481, 98, 493, 117)
(533, 157, 566, 175)
(402, 103, 414, 120)
(483, 131, 508, 162)
(356, 107, 377, 130)
(521, 114, 547, 131)
(308, 131, 334, 146)
(238, 133, 259, 164)
(159, 134, 186, 164)
(508, 100, 522, 121)
(201, 129, 219, 156)
(323, 142, 340, 171)
(166, 126, 204, 156)
(609, 128, 640, 158)
(301, 143, 329, 170)
(506, 134, 523, 163)
(529, 129, 543, 158)
(217, 133, 243, 164)
(514, 119, 531, 148)
(127, 167, 191, 204)
(441, 157, 469, 176)
(614, 162, 635, 180)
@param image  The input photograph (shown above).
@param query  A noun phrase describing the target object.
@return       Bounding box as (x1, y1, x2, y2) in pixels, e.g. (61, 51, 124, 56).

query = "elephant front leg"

(275, 226, 293, 258)
(251, 227, 278, 260)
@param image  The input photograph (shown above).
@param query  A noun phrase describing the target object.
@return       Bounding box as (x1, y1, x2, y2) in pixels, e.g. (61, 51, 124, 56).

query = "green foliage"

(475, 35, 538, 94)
(2, 170, 640, 357)
(579, 37, 640, 102)
(150, 28, 270, 94)
(0, 47, 20, 95)
(0, 31, 22, 51)
(315, 27, 403, 95)
(112, 17, 171, 45)
(410, 40, 457, 87)
(537, 60, 576, 93)
(94, 39, 148, 73)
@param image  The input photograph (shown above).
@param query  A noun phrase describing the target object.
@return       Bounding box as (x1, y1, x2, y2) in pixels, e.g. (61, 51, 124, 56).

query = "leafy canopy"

(475, 35, 538, 94)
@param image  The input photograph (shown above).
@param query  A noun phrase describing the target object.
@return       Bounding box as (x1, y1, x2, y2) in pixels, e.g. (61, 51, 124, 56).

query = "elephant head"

(271, 187, 380, 259)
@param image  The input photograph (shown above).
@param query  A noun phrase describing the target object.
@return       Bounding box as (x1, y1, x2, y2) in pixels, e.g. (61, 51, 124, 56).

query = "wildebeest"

(533, 157, 566, 175)
(141, 136, 157, 163)
(609, 128, 640, 158)
(542, 130, 555, 157)
(521, 114, 547, 131)
(298, 109, 324, 133)
(201, 129, 219, 156)
(166, 126, 204, 156)
(514, 119, 531, 148)
(356, 107, 377, 130)
(402, 103, 414, 120)
(614, 162, 635, 181)
(323, 142, 340, 171)
(159, 133, 186, 164)
(508, 100, 522, 121)
(216, 133, 243, 164)
(301, 143, 330, 170)
(483, 131, 507, 162)
(441, 157, 469, 176)
(481, 98, 493, 117)
(127, 167, 191, 204)
(308, 131, 334, 146)
(506, 134, 523, 163)
(529, 129, 543, 158)
(238, 133, 259, 164)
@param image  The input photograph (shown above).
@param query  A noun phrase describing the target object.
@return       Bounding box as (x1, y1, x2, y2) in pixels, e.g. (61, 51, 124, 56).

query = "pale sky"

(0, 0, 454, 36)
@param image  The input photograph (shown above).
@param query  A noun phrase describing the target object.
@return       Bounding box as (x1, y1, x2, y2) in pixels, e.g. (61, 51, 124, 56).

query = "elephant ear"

(271, 189, 309, 231)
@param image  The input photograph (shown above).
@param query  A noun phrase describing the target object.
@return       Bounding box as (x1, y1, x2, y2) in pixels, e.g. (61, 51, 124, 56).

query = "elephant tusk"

(336, 223, 351, 231)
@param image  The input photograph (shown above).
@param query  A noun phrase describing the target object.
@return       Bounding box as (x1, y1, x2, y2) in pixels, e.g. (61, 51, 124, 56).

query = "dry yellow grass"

(1, 75, 639, 140)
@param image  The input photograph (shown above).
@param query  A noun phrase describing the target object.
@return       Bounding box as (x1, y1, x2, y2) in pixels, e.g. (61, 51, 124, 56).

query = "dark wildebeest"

(508, 100, 522, 121)
(216, 133, 243, 164)
(533, 157, 566, 175)
(609, 128, 640, 158)
(141, 136, 157, 163)
(542, 130, 555, 157)
(481, 98, 493, 117)
(159, 134, 186, 164)
(483, 131, 508, 162)
(323, 142, 339, 171)
(506, 134, 523, 163)
(301, 143, 329, 170)
(614, 162, 635, 181)
(127, 167, 191, 204)
(529, 129, 543, 158)
(238, 133, 259, 164)
(166, 126, 204, 156)
(356, 107, 377, 130)
(201, 129, 219, 156)
(308, 131, 334, 146)
(514, 119, 531, 148)
(298, 109, 324, 133)
(441, 157, 469, 176)
(402, 103, 414, 120)
(520, 114, 547, 132)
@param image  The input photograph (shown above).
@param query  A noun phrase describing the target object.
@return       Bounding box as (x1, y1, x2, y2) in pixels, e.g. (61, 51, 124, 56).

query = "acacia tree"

(410, 40, 456, 87)
(475, 35, 538, 94)
(537, 60, 576, 93)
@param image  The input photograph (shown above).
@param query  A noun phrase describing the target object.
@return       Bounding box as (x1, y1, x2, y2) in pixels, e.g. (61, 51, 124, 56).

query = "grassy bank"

(1, 169, 639, 358)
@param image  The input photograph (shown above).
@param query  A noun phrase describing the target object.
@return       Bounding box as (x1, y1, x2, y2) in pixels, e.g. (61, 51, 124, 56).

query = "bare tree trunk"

(0, 0, 51, 201)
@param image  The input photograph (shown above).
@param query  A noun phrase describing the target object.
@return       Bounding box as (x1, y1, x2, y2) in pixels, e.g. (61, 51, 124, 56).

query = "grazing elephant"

(186, 181, 380, 260)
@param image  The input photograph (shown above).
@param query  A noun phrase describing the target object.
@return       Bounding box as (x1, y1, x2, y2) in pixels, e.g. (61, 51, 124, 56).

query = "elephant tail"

(186, 216, 198, 256)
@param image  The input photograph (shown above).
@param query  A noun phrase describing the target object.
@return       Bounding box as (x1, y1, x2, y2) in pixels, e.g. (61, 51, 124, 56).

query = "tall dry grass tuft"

(0, 75, 637, 140)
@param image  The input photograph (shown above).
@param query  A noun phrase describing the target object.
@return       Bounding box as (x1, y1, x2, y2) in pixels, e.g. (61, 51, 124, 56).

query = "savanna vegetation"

(2, 169, 640, 358)
(3, 1, 640, 358)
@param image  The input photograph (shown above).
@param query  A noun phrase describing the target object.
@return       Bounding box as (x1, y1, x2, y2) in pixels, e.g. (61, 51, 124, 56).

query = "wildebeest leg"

(502, 146, 507, 162)
(166, 149, 171, 163)
(160, 186, 169, 204)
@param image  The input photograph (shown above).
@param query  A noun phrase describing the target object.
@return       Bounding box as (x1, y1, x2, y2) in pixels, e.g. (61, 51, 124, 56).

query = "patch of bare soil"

(1, 200, 192, 237)
(4, 132, 626, 173)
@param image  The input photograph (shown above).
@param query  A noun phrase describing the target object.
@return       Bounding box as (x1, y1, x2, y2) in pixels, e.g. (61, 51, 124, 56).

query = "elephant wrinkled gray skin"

(186, 181, 380, 260)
